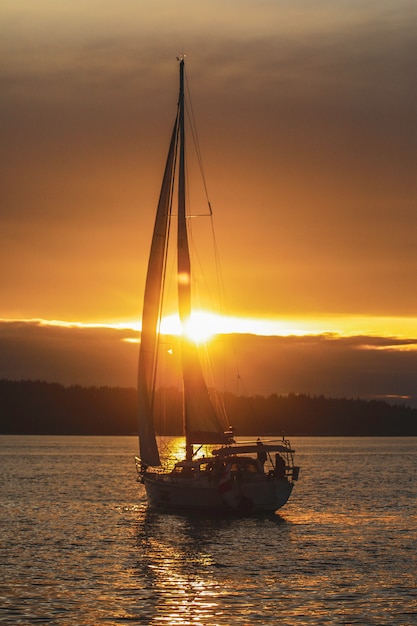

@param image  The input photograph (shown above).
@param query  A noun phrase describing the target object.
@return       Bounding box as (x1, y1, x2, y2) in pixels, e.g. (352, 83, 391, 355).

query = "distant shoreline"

(1, 379, 416, 437)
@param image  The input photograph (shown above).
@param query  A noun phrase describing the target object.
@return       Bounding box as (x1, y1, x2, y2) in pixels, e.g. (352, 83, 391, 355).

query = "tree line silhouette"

(0, 379, 416, 436)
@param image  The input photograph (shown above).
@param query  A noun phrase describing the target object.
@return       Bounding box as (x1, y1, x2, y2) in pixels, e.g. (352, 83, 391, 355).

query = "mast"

(177, 58, 193, 460)
(177, 59, 189, 323)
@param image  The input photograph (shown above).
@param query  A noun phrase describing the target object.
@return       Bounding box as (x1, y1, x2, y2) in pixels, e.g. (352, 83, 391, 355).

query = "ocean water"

(1, 436, 416, 625)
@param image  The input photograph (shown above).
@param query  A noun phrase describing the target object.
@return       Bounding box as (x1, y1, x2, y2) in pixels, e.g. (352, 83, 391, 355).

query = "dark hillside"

(0, 380, 416, 436)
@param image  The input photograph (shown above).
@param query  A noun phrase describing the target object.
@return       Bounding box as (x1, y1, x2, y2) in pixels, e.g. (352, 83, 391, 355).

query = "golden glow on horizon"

(359, 343, 417, 352)
(159, 312, 328, 339)
(2, 314, 417, 344)
(158, 312, 417, 342)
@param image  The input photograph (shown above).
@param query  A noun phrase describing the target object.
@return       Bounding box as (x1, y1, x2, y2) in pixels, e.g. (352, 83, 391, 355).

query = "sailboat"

(135, 57, 299, 513)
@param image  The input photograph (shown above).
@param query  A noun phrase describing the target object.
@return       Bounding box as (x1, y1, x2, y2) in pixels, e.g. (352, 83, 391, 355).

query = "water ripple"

(1, 436, 416, 624)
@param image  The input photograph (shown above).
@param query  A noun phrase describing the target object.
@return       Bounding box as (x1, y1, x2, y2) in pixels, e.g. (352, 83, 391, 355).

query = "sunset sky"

(1, 1, 416, 403)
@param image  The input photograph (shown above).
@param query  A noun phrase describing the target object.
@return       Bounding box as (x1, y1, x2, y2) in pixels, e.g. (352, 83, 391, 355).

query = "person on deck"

(275, 453, 286, 478)
(256, 439, 267, 469)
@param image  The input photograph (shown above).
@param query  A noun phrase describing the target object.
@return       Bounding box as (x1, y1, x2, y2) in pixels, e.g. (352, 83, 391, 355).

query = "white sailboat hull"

(142, 473, 294, 513)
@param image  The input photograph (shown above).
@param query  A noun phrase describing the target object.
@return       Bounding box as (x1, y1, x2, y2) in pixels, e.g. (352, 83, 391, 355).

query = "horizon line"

(1, 313, 417, 341)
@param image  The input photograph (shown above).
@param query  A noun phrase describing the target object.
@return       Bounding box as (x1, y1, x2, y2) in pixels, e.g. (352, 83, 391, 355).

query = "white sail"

(137, 116, 179, 467)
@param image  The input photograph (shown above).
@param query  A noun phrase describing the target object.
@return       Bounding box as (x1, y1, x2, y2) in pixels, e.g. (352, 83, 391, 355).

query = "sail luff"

(137, 115, 179, 467)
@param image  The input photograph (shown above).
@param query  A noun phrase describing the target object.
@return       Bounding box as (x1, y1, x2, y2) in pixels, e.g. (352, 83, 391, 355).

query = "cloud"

(0, 320, 138, 388)
(0, 320, 416, 408)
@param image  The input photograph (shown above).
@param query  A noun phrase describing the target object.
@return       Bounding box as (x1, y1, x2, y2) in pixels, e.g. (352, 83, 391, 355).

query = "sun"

(182, 313, 219, 343)
(160, 312, 224, 344)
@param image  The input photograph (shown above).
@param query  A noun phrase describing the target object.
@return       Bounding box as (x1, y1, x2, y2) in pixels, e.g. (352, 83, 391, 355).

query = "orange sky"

(1, 1, 416, 399)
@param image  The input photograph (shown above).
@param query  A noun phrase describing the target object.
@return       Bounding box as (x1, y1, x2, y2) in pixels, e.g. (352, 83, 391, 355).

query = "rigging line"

(184, 70, 212, 214)
(187, 189, 245, 404)
(184, 67, 246, 400)
(209, 213, 246, 395)
(182, 69, 223, 308)
(182, 75, 221, 307)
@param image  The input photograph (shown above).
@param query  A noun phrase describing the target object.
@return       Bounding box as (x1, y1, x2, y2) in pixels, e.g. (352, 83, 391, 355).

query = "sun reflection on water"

(137, 512, 228, 625)
(156, 437, 218, 470)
